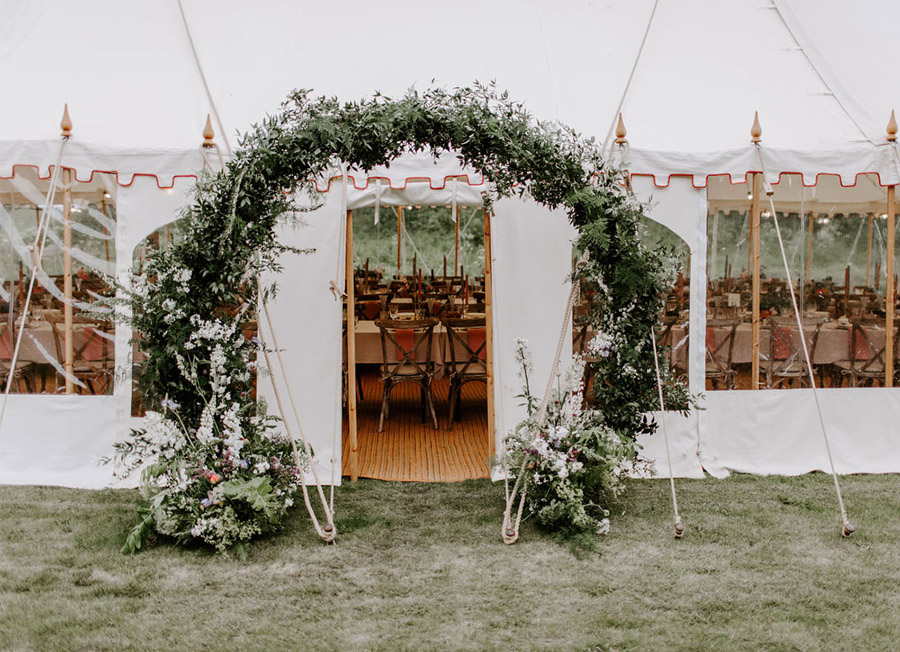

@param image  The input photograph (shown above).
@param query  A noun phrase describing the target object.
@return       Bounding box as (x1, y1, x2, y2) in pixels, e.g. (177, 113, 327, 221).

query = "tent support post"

(346, 209, 359, 481)
(886, 189, 895, 387)
(805, 211, 814, 281)
(101, 197, 111, 264)
(710, 210, 719, 283)
(750, 171, 761, 389)
(483, 208, 495, 460)
(866, 213, 874, 288)
(396, 206, 403, 274)
(454, 204, 460, 275)
(63, 168, 75, 394)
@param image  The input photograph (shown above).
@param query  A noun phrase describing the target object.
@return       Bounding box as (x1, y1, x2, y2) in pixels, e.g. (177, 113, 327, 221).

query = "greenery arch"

(115, 84, 687, 554)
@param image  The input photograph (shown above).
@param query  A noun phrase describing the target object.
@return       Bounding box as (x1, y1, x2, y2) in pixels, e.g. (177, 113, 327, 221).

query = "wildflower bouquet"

(502, 338, 653, 538)
(113, 262, 307, 555)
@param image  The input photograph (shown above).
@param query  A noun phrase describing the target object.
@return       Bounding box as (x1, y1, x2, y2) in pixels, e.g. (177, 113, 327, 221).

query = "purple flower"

(161, 397, 181, 412)
(249, 336, 262, 348)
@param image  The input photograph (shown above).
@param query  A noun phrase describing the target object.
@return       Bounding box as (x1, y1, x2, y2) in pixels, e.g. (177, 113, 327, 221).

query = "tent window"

(706, 173, 893, 390)
(0, 169, 117, 395)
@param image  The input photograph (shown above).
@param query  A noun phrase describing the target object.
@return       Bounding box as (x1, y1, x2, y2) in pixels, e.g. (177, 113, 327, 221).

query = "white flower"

(254, 460, 270, 475)
(513, 338, 533, 380)
(587, 331, 614, 358)
(596, 518, 610, 536)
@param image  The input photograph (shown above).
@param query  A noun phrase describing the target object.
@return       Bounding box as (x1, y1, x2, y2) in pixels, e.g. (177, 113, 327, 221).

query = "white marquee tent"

(2, 0, 900, 488)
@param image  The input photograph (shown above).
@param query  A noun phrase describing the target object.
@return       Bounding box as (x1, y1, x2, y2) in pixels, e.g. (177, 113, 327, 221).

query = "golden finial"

(60, 104, 72, 138)
(202, 114, 215, 147)
(615, 113, 627, 145)
(750, 111, 762, 143)
(887, 110, 897, 142)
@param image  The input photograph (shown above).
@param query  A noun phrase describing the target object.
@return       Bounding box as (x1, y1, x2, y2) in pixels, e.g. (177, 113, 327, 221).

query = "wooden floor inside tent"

(341, 368, 491, 482)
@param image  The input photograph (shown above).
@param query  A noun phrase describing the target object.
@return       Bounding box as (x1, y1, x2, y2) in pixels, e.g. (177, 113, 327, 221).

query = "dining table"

(671, 315, 893, 366)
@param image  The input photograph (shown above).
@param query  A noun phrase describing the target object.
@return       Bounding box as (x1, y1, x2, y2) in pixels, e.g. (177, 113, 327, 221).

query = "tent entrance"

(341, 367, 490, 481)
(342, 205, 493, 482)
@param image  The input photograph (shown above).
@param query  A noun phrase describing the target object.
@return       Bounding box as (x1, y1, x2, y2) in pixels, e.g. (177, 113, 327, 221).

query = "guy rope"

(753, 117, 855, 538)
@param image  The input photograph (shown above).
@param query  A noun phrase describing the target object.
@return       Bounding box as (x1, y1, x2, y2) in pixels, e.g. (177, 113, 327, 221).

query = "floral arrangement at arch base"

(501, 336, 657, 542)
(111, 306, 308, 556)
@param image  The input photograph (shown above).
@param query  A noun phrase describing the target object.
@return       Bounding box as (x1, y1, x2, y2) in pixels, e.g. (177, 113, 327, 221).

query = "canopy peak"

(60, 104, 72, 138)
(202, 114, 215, 146)
(750, 111, 762, 143)
(615, 113, 627, 145)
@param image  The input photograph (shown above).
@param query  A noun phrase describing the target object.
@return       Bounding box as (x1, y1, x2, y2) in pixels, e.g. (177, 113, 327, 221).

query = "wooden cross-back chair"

(374, 318, 438, 432)
(764, 316, 825, 389)
(45, 313, 114, 394)
(441, 317, 488, 429)
(0, 319, 34, 393)
(705, 318, 740, 390)
(831, 319, 900, 387)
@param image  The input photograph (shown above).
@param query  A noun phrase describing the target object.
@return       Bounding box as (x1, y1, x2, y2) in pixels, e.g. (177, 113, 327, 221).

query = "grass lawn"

(1, 474, 899, 651)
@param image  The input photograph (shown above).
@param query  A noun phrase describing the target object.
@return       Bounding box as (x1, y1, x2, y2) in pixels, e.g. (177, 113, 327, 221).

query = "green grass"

(2, 474, 899, 651)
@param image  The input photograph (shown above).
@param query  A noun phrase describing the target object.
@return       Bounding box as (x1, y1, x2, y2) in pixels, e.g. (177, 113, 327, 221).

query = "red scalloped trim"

(0, 164, 195, 189)
(2, 164, 892, 191)
(631, 170, 891, 189)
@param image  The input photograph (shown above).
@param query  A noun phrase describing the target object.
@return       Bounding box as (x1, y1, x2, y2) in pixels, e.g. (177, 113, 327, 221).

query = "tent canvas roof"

(1, 0, 899, 187)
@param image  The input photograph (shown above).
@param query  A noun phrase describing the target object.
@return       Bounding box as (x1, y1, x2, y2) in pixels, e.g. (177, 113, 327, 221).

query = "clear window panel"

(0, 169, 116, 394)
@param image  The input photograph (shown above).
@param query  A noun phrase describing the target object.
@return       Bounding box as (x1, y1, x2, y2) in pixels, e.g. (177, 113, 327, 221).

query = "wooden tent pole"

(483, 208, 495, 459)
(866, 213, 874, 288)
(887, 111, 897, 387)
(746, 209, 753, 277)
(454, 204, 460, 275)
(101, 197, 111, 263)
(62, 167, 74, 393)
(396, 206, 403, 274)
(346, 209, 359, 480)
(710, 210, 719, 283)
(750, 171, 762, 389)
(805, 211, 814, 280)
(887, 191, 895, 387)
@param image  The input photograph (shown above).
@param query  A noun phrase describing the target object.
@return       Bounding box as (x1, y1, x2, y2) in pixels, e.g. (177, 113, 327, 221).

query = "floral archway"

(114, 85, 686, 554)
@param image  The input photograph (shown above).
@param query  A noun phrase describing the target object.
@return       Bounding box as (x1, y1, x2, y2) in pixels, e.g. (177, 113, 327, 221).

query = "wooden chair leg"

(446, 378, 457, 431)
(426, 381, 438, 430)
(378, 382, 390, 433)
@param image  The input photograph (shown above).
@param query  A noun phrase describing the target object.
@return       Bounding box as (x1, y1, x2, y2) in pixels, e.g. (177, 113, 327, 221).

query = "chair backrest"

(765, 316, 825, 373)
(442, 317, 488, 377)
(375, 318, 436, 376)
(44, 313, 112, 366)
(705, 318, 740, 371)
(847, 320, 891, 372)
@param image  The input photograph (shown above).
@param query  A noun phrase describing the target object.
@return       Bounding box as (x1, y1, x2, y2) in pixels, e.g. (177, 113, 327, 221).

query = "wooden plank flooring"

(341, 368, 491, 482)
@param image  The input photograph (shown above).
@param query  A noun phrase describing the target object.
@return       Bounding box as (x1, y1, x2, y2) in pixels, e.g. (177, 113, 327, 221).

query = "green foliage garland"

(113, 83, 686, 553)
